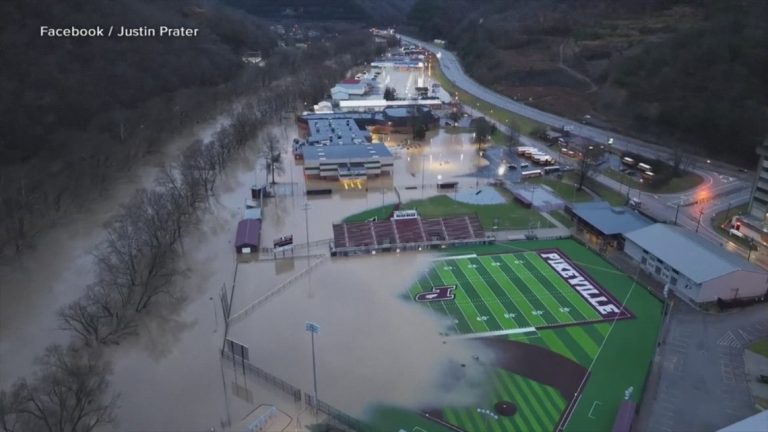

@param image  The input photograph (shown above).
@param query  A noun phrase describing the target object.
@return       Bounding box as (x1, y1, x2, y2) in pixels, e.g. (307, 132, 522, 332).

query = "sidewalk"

(744, 348, 768, 409)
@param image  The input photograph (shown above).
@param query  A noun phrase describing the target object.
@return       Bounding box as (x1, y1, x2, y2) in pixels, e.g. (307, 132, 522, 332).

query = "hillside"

(223, 0, 415, 24)
(0, 0, 274, 167)
(405, 0, 768, 164)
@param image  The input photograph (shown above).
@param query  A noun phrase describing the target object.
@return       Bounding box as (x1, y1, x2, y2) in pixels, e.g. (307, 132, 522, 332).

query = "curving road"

(403, 34, 764, 266)
(398, 34, 751, 179)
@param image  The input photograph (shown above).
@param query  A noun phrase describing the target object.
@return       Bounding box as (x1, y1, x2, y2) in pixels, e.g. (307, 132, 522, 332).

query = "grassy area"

(528, 176, 593, 203)
(343, 194, 553, 230)
(563, 173, 628, 206)
(342, 204, 394, 223)
(748, 339, 768, 358)
(430, 55, 545, 136)
(549, 210, 575, 228)
(602, 167, 704, 194)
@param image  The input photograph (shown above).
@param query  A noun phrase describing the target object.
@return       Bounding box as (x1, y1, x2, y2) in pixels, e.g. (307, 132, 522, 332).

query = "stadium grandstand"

(330, 211, 493, 256)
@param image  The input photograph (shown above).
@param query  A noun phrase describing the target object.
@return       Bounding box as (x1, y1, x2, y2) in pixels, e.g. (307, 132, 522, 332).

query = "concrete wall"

(699, 271, 768, 303)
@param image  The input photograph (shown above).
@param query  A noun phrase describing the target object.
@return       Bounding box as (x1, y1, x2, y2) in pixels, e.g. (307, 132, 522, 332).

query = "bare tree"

(0, 344, 117, 432)
(576, 148, 601, 191)
(670, 139, 692, 177)
(261, 132, 284, 185)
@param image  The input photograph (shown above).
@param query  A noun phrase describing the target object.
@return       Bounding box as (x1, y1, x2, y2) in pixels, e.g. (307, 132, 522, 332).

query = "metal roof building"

(569, 201, 652, 236)
(623, 223, 767, 304)
(235, 219, 261, 254)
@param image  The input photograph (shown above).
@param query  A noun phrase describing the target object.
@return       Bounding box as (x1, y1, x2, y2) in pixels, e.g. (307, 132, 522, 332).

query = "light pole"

(674, 201, 681, 225)
(302, 202, 311, 246)
(305, 322, 320, 412)
(695, 207, 705, 233)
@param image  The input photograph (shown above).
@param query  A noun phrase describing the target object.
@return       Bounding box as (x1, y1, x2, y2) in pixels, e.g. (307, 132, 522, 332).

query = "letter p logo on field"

(415, 286, 455, 302)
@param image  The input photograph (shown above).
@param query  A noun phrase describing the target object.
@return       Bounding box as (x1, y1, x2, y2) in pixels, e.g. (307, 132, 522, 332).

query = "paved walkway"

(635, 301, 768, 431)
(744, 348, 768, 409)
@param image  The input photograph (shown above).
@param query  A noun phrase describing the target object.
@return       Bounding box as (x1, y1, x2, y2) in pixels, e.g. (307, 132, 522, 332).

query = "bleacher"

(331, 215, 489, 255)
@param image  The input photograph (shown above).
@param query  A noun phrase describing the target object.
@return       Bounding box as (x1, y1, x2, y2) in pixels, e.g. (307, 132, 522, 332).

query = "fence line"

(222, 350, 369, 431)
(222, 351, 302, 402)
(228, 255, 329, 326)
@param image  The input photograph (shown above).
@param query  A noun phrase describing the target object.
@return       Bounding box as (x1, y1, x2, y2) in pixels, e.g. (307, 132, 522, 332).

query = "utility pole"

(695, 207, 704, 233)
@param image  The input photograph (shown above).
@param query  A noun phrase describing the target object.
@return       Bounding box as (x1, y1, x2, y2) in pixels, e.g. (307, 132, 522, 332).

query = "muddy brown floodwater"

(2, 119, 492, 431)
(0, 115, 229, 390)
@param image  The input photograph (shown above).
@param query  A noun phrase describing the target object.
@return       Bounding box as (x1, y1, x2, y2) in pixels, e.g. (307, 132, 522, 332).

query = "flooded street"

(2, 112, 492, 430)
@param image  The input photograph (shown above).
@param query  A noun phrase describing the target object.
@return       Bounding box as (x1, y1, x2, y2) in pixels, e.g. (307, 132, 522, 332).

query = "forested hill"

(222, 0, 415, 24)
(0, 0, 274, 166)
(405, 0, 768, 164)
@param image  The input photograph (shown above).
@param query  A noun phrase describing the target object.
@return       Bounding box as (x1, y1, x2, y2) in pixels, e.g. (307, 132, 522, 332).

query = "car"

(507, 164, 518, 169)
(738, 168, 749, 173)
(520, 163, 530, 168)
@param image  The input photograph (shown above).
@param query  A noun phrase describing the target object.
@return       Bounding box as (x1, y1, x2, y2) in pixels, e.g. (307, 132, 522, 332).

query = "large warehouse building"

(303, 143, 393, 179)
(294, 112, 394, 180)
(623, 223, 768, 305)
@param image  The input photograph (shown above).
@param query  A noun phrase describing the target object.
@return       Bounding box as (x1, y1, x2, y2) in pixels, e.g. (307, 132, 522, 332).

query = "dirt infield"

(481, 338, 587, 397)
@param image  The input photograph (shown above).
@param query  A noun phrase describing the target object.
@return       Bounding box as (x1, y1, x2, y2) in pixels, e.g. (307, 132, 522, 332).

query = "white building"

(747, 138, 768, 228)
(623, 223, 768, 305)
(303, 144, 393, 179)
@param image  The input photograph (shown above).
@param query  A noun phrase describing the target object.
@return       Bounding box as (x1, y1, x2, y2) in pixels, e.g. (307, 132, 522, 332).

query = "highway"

(399, 33, 763, 266)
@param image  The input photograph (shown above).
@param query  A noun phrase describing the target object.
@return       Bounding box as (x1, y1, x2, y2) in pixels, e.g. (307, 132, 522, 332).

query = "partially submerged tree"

(261, 132, 284, 185)
(383, 86, 397, 101)
(470, 116, 493, 144)
(0, 344, 117, 432)
(448, 109, 461, 126)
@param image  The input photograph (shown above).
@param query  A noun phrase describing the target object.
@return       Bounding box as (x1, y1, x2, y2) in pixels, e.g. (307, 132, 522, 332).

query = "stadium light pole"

(305, 322, 320, 413)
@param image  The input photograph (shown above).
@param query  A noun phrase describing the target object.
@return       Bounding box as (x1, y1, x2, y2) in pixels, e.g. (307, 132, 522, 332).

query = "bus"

(641, 171, 655, 181)
(543, 166, 561, 174)
(521, 169, 543, 179)
(621, 157, 636, 166)
(637, 162, 652, 172)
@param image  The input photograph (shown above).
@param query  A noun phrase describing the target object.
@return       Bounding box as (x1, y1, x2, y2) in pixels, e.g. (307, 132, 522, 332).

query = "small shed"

(243, 208, 262, 220)
(235, 219, 261, 254)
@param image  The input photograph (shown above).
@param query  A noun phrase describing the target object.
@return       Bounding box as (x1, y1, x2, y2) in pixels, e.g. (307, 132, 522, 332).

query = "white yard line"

(449, 327, 537, 340)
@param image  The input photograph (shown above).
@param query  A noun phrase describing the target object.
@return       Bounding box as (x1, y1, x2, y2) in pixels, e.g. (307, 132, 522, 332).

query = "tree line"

(404, 0, 767, 164)
(0, 26, 380, 431)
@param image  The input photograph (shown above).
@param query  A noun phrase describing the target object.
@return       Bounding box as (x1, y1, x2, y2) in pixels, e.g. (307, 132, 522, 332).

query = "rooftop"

(570, 201, 652, 236)
(623, 223, 765, 283)
(303, 143, 392, 162)
(306, 117, 370, 145)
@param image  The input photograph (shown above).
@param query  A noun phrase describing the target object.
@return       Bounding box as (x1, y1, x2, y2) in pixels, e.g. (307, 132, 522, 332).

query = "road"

(398, 34, 747, 176)
(400, 34, 765, 267)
